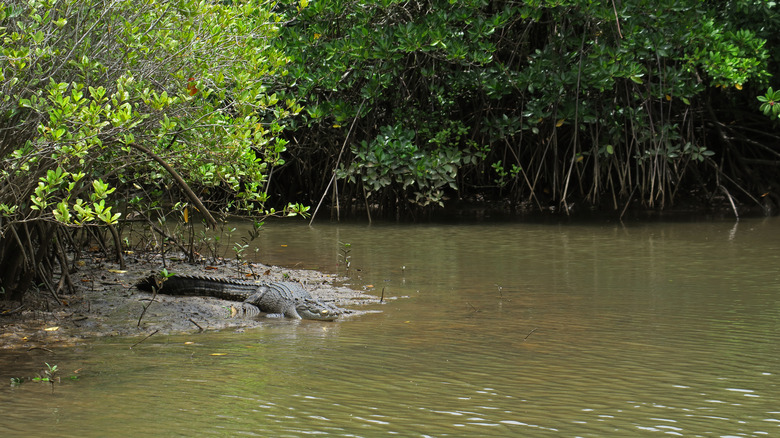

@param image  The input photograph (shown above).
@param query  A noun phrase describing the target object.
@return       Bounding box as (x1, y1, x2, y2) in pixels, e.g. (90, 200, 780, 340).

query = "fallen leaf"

(205, 266, 218, 270)
(44, 327, 60, 331)
(107, 269, 126, 274)
(210, 353, 227, 356)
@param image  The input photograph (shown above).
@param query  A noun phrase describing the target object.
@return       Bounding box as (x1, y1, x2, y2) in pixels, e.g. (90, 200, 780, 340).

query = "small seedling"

(338, 241, 352, 272)
(10, 363, 80, 388)
(34, 362, 59, 383)
(160, 268, 174, 280)
(233, 242, 249, 262)
(138, 269, 173, 327)
(19, 362, 61, 393)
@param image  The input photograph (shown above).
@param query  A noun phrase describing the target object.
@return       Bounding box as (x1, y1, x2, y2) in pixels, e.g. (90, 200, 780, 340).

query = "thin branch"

(130, 329, 159, 349)
(310, 98, 368, 224)
(611, 0, 623, 38)
(126, 142, 217, 229)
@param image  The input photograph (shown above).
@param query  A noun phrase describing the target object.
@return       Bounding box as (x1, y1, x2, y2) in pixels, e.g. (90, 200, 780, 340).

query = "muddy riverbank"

(0, 252, 379, 350)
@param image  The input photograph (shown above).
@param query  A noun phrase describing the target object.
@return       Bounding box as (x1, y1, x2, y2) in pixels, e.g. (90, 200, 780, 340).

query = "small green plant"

(491, 161, 522, 186)
(338, 241, 352, 272)
(234, 220, 264, 275)
(10, 363, 79, 390)
(233, 242, 249, 262)
(32, 363, 59, 383)
(137, 269, 173, 327)
(15, 362, 62, 393)
(758, 87, 780, 119)
(160, 268, 174, 280)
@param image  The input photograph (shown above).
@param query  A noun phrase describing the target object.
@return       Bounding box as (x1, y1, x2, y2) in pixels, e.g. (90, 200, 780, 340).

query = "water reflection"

(2, 218, 780, 436)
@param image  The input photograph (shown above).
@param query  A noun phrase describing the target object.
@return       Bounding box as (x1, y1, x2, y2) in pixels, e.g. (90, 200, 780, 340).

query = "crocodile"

(136, 274, 341, 320)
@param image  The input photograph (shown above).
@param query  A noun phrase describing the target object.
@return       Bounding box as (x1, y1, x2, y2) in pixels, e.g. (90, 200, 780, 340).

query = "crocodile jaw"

(296, 304, 340, 321)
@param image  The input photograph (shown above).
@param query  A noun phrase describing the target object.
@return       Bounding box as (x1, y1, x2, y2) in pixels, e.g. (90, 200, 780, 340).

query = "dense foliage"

(0, 0, 303, 299)
(271, 0, 779, 217)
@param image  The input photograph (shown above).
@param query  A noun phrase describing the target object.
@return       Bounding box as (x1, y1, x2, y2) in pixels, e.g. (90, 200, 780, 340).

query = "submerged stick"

(130, 329, 159, 349)
(523, 327, 538, 341)
(380, 287, 385, 304)
(189, 318, 203, 332)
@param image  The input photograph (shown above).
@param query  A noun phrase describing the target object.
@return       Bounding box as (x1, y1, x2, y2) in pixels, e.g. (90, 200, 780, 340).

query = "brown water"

(2, 218, 780, 437)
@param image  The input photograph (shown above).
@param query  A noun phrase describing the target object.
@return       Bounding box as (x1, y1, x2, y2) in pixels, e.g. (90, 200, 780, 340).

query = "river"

(1, 217, 779, 436)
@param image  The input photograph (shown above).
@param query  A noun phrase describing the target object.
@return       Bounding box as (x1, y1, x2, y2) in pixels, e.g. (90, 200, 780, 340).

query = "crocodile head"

(296, 298, 341, 321)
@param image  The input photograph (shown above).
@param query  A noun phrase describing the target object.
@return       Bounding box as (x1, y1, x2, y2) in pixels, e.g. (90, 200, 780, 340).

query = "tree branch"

(127, 142, 218, 229)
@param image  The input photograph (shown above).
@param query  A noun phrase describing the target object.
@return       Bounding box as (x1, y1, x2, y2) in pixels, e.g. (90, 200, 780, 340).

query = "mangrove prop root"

(720, 185, 739, 220)
(107, 223, 126, 269)
(310, 99, 367, 224)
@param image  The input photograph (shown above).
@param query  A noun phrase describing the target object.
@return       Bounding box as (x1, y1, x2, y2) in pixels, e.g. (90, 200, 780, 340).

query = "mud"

(0, 253, 380, 350)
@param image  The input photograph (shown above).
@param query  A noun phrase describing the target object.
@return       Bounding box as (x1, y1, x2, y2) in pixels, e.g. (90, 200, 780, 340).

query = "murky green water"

(2, 218, 780, 437)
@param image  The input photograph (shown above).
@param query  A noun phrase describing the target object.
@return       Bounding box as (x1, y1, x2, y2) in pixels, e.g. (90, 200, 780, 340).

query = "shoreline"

(0, 252, 380, 350)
